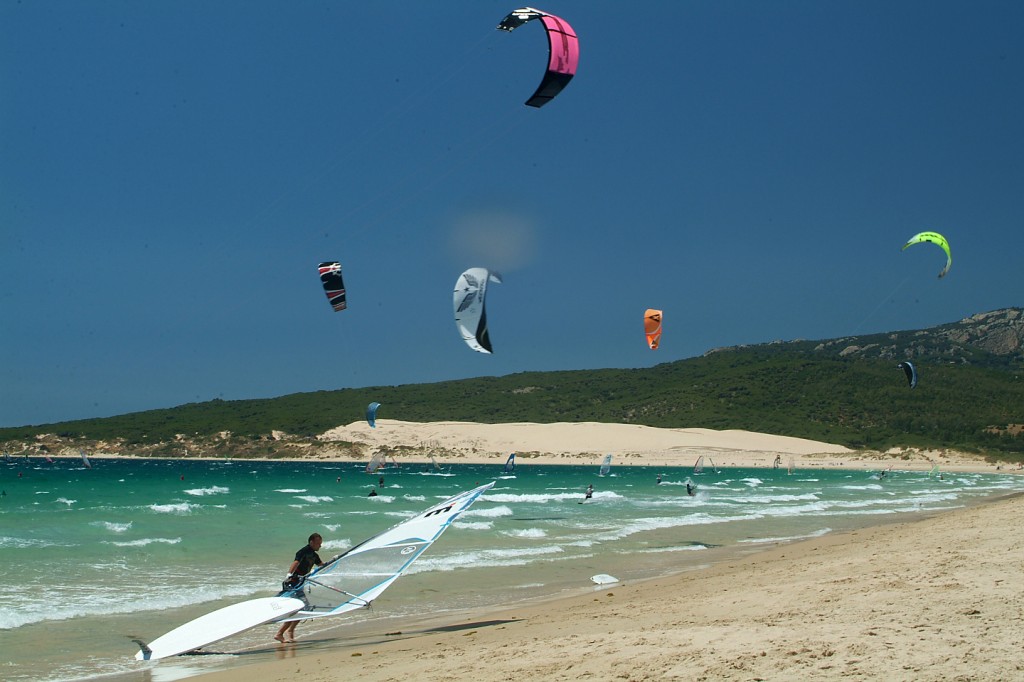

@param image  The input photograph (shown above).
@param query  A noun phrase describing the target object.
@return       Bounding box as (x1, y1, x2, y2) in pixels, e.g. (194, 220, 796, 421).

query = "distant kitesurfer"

(275, 533, 324, 643)
(686, 482, 695, 496)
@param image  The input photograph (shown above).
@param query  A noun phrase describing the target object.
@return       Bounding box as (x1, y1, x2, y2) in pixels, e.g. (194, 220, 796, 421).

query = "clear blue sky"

(2, 1, 1022, 428)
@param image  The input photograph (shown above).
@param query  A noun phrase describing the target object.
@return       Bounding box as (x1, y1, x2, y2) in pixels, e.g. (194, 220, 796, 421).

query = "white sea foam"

(106, 537, 182, 547)
(403, 494, 426, 502)
(739, 528, 833, 544)
(149, 502, 197, 514)
(502, 527, 547, 539)
(93, 521, 133, 533)
(453, 521, 493, 530)
(183, 485, 230, 496)
(321, 538, 352, 552)
(462, 504, 513, 519)
(275, 488, 307, 493)
(295, 495, 334, 503)
(55, 497, 76, 506)
(410, 544, 566, 573)
(0, 536, 64, 549)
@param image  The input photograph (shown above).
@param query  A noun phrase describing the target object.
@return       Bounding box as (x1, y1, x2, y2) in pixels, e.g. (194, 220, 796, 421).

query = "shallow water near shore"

(2, 457, 1021, 682)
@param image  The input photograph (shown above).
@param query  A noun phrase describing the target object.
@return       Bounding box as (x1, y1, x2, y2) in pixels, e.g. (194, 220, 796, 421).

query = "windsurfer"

(584, 484, 593, 501)
(686, 482, 695, 496)
(275, 533, 324, 643)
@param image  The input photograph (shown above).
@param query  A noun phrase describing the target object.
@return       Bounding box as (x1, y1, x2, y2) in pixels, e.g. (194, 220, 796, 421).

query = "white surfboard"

(136, 596, 305, 661)
(590, 574, 619, 585)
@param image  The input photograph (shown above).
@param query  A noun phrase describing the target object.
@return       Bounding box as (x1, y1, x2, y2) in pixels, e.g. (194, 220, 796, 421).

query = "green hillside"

(3, 309, 1023, 459)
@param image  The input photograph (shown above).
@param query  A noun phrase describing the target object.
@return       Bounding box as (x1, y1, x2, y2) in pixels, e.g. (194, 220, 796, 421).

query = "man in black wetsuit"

(274, 533, 324, 643)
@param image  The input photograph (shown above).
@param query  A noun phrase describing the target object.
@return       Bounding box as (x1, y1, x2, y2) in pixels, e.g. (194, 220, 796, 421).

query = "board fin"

(131, 638, 153, 661)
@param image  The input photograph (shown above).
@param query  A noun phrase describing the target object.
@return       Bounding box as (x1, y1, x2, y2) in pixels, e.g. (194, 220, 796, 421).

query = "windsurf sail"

(928, 463, 940, 478)
(79, 449, 92, 469)
(773, 454, 782, 469)
(787, 458, 794, 475)
(278, 482, 495, 621)
(693, 456, 704, 474)
(503, 452, 516, 474)
(366, 452, 384, 474)
(598, 454, 612, 477)
(707, 456, 719, 474)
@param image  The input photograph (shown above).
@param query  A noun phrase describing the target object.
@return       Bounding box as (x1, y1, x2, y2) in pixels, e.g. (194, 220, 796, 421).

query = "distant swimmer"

(275, 533, 324, 643)
(368, 489, 378, 497)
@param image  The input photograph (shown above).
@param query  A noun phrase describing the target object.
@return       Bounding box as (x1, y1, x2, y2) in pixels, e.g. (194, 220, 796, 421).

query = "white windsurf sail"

(366, 452, 384, 474)
(79, 449, 92, 469)
(707, 456, 719, 474)
(280, 481, 495, 621)
(598, 454, 612, 477)
(693, 456, 704, 474)
(773, 454, 782, 469)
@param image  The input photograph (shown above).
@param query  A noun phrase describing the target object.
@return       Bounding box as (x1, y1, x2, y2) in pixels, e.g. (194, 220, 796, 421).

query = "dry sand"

(193, 493, 1024, 682)
(317, 419, 1006, 473)
(174, 422, 1023, 681)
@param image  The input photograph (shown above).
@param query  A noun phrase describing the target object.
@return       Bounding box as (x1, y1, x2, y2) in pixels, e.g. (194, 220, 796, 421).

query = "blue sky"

(2, 1, 1022, 428)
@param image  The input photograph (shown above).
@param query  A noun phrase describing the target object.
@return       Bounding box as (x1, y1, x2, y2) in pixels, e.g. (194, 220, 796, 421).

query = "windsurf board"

(135, 596, 305, 661)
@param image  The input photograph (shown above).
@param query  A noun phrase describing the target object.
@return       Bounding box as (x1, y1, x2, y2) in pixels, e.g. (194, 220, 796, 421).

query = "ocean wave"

(275, 488, 308, 493)
(410, 544, 565, 573)
(321, 538, 352, 552)
(502, 527, 547, 539)
(105, 537, 182, 547)
(295, 495, 334, 503)
(453, 521, 493, 530)
(462, 505, 513, 519)
(92, 521, 133, 533)
(183, 486, 230, 497)
(0, 535, 65, 549)
(483, 491, 622, 503)
(148, 502, 197, 514)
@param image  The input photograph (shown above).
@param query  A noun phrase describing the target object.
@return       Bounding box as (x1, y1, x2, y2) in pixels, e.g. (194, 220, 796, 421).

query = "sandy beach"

(190, 491, 1024, 682)
(146, 421, 1021, 682)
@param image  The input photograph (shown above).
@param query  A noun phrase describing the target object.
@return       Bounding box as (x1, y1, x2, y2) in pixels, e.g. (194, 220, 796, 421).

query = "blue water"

(2, 457, 1022, 681)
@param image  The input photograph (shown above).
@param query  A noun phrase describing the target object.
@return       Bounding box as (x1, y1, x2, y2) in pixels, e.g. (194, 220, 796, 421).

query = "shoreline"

(179, 491, 1024, 682)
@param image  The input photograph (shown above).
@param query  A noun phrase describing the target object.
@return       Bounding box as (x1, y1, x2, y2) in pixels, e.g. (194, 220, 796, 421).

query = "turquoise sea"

(2, 456, 1023, 682)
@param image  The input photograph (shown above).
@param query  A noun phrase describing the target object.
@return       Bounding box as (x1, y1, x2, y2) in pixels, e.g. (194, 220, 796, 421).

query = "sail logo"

(401, 546, 417, 555)
(424, 504, 454, 518)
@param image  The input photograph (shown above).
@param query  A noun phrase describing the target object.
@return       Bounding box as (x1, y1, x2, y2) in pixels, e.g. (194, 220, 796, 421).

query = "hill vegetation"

(2, 309, 1022, 460)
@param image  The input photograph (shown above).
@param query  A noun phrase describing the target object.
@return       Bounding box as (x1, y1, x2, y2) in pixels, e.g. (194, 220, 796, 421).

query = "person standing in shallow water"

(275, 533, 324, 643)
